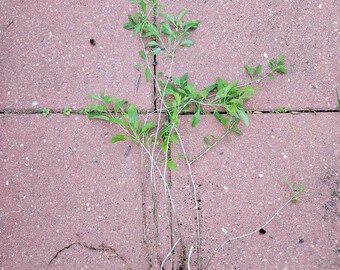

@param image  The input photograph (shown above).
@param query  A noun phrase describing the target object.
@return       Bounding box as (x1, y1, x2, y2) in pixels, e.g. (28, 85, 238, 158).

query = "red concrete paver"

(170, 113, 340, 269)
(0, 1, 153, 111)
(0, 115, 146, 269)
(157, 0, 339, 111)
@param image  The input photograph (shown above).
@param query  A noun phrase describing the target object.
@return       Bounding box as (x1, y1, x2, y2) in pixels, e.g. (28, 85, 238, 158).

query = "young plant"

(86, 1, 291, 269)
(274, 107, 289, 113)
(63, 107, 72, 116)
(42, 108, 50, 117)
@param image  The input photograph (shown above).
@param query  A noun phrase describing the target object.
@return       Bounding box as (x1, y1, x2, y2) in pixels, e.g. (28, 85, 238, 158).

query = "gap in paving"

(0, 108, 338, 115)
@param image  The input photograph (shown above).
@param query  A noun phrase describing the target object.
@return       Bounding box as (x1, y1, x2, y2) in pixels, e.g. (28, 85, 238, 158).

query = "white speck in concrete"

(32, 101, 38, 106)
(222, 227, 228, 234)
(263, 52, 268, 58)
(259, 174, 264, 178)
(223, 186, 229, 192)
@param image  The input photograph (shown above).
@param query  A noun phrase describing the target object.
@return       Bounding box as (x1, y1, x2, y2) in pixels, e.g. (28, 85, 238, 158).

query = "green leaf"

(244, 64, 254, 78)
(274, 65, 287, 74)
(203, 83, 217, 94)
(111, 134, 129, 144)
(134, 63, 142, 70)
(231, 120, 243, 135)
(180, 40, 194, 47)
(63, 107, 72, 116)
(87, 113, 110, 121)
(277, 54, 285, 66)
(192, 107, 201, 127)
(124, 22, 135, 30)
(268, 73, 275, 79)
(128, 14, 137, 25)
(159, 13, 176, 25)
(86, 105, 107, 112)
(140, 0, 146, 14)
(177, 10, 188, 22)
(108, 117, 124, 125)
(203, 137, 211, 147)
(255, 65, 262, 77)
(213, 110, 228, 127)
(180, 73, 188, 87)
(268, 59, 275, 69)
(169, 133, 178, 144)
(146, 41, 159, 48)
(89, 95, 103, 102)
(141, 121, 156, 134)
(173, 93, 181, 105)
(42, 108, 50, 117)
(127, 105, 138, 124)
(144, 22, 159, 37)
(113, 100, 127, 114)
(145, 66, 151, 82)
(217, 77, 227, 91)
(150, 47, 164, 56)
(139, 50, 147, 59)
(160, 22, 173, 36)
(133, 23, 142, 35)
(172, 77, 181, 85)
(182, 20, 200, 31)
(210, 134, 222, 142)
(167, 160, 177, 171)
(237, 109, 250, 126)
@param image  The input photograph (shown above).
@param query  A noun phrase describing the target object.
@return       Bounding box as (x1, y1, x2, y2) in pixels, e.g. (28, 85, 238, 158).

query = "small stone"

(263, 52, 268, 58)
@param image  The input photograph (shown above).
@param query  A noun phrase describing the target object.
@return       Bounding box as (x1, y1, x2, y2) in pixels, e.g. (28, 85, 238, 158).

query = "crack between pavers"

(152, 5, 158, 112)
(1, 108, 338, 116)
(48, 242, 132, 269)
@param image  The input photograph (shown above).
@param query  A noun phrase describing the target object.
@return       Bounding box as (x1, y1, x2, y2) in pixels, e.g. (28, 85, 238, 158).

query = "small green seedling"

(274, 107, 289, 113)
(79, 108, 90, 115)
(63, 107, 72, 116)
(285, 178, 306, 203)
(134, 63, 142, 70)
(42, 108, 50, 117)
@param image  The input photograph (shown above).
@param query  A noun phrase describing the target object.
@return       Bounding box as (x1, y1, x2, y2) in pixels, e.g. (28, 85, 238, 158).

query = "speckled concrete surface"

(158, 0, 339, 111)
(170, 113, 340, 269)
(0, 115, 146, 269)
(1, 1, 340, 270)
(0, 1, 153, 111)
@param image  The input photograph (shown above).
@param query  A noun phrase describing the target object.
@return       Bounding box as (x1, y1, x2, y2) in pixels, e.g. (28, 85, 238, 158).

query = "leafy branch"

(86, 1, 292, 269)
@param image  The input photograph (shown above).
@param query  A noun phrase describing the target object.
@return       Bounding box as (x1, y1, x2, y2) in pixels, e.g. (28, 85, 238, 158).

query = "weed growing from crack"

(42, 108, 50, 117)
(85, 1, 302, 269)
(63, 107, 72, 116)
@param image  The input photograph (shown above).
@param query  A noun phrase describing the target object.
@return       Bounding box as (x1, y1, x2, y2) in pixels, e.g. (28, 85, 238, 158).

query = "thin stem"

(189, 118, 236, 165)
(175, 128, 202, 270)
(140, 148, 153, 270)
(205, 192, 301, 268)
(160, 238, 181, 270)
(187, 245, 194, 270)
